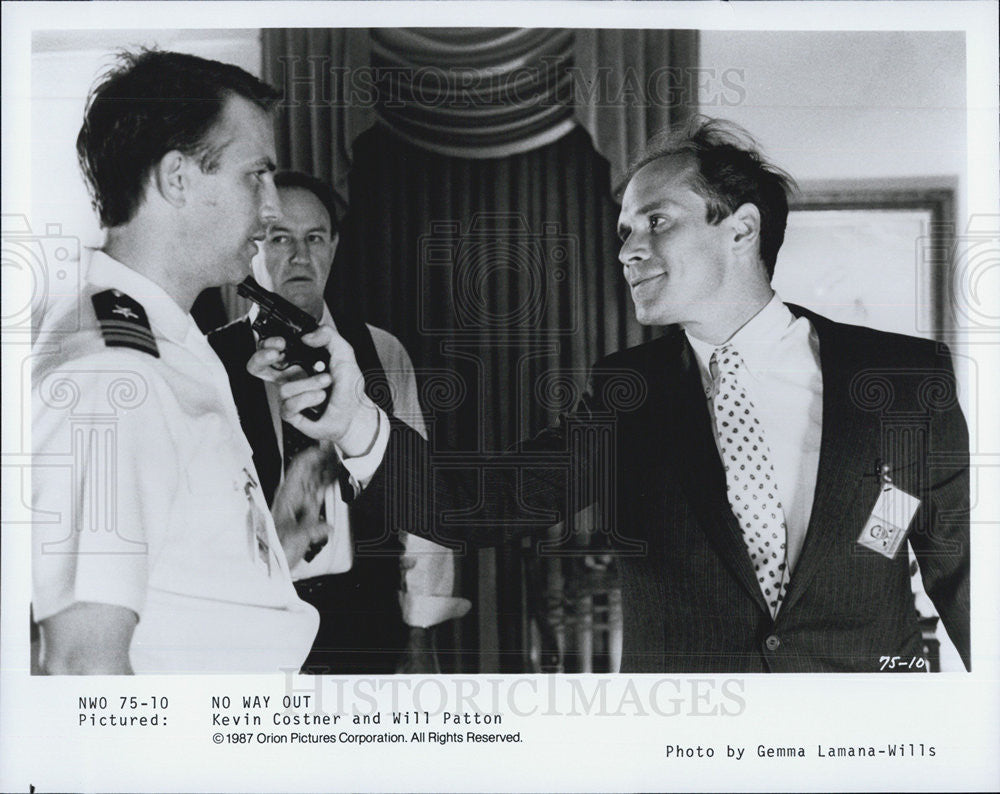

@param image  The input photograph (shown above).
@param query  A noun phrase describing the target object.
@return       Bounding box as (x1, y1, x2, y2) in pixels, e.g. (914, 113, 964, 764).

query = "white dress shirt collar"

(686, 293, 799, 384)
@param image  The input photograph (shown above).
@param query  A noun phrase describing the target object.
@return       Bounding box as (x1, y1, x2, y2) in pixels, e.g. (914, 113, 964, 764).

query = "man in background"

(209, 171, 468, 674)
(30, 50, 347, 673)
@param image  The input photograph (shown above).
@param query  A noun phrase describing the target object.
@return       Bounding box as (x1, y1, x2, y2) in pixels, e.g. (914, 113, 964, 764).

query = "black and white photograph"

(2, 1, 998, 791)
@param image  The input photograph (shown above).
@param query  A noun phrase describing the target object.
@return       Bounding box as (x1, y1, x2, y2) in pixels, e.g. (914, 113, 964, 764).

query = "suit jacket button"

(765, 635, 781, 651)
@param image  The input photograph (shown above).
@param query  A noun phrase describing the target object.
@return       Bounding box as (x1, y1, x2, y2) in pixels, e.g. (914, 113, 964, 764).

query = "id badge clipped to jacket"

(857, 462, 921, 559)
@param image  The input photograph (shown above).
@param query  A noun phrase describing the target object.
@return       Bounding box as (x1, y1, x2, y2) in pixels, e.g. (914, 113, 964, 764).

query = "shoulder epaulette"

(91, 289, 160, 358)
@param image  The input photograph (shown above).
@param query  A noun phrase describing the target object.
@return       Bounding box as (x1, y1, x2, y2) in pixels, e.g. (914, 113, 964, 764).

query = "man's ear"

(151, 150, 189, 209)
(730, 203, 761, 257)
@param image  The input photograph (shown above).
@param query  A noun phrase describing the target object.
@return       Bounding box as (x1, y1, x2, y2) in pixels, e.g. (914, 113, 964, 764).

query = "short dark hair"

(273, 171, 340, 236)
(625, 116, 796, 278)
(77, 48, 280, 228)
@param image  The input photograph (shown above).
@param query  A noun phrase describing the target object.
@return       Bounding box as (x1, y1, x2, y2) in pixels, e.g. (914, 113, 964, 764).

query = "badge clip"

(858, 460, 920, 560)
(878, 460, 893, 489)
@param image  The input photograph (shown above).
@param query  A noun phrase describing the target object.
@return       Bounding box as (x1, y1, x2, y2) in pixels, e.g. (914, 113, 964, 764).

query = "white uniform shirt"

(32, 252, 318, 673)
(686, 295, 823, 572)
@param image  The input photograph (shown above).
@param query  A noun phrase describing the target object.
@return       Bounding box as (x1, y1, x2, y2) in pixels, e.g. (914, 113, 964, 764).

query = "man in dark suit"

(587, 117, 970, 672)
(209, 172, 467, 674)
(250, 117, 970, 673)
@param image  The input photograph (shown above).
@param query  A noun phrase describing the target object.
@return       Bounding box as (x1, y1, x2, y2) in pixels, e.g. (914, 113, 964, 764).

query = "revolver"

(236, 276, 331, 420)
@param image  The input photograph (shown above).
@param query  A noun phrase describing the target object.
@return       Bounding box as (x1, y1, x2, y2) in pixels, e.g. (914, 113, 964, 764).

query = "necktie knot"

(711, 345, 742, 379)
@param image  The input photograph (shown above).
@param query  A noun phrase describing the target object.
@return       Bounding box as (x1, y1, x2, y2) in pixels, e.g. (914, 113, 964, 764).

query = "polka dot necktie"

(710, 346, 788, 617)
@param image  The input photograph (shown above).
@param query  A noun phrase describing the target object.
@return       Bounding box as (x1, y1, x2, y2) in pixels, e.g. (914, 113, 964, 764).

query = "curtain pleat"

(573, 29, 699, 194)
(263, 28, 376, 219)
(370, 28, 577, 160)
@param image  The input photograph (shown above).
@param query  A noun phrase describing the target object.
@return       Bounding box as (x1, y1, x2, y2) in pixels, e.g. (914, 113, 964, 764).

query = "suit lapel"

(650, 334, 770, 613)
(779, 309, 877, 614)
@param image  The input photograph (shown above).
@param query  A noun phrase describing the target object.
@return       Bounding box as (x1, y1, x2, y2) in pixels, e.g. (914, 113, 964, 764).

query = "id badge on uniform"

(243, 467, 272, 575)
(857, 481, 921, 559)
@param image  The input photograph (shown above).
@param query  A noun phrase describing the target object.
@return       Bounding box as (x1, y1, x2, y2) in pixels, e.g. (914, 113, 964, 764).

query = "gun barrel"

(236, 276, 273, 306)
(238, 276, 318, 336)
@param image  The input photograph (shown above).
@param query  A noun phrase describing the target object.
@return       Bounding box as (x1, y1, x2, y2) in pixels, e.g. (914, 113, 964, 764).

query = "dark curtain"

(264, 28, 375, 220)
(334, 123, 642, 432)
(331, 124, 639, 671)
(261, 28, 698, 212)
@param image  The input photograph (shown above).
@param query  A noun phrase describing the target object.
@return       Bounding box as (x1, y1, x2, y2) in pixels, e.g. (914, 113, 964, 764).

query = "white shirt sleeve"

(32, 352, 176, 622)
(338, 405, 390, 486)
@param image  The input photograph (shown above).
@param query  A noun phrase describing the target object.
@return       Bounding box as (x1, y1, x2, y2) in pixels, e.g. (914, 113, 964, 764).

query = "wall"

(699, 31, 965, 189)
(699, 30, 968, 331)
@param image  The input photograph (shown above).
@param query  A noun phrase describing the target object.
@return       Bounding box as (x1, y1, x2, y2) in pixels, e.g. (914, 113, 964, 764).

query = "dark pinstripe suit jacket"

(375, 305, 970, 673)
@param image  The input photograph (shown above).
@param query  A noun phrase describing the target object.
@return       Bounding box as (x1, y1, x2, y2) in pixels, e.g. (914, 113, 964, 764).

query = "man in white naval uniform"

(31, 50, 378, 674)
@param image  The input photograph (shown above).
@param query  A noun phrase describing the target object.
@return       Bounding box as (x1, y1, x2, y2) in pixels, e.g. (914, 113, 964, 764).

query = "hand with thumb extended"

(247, 325, 380, 457)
